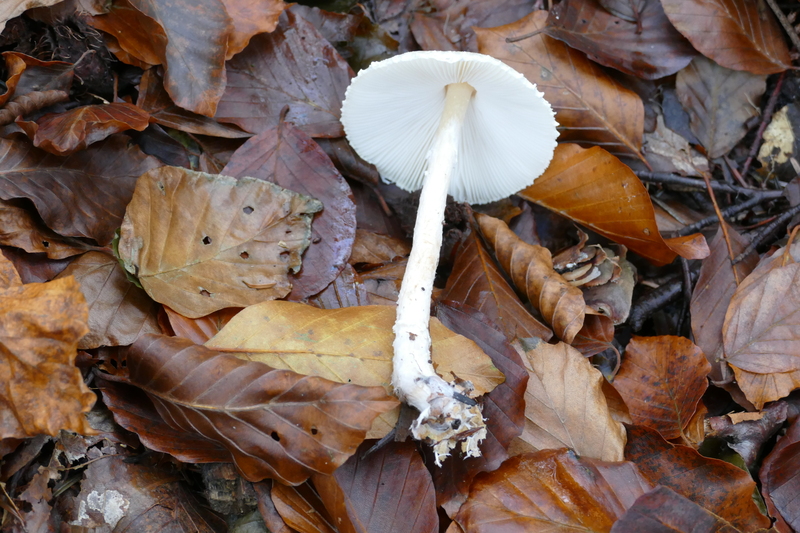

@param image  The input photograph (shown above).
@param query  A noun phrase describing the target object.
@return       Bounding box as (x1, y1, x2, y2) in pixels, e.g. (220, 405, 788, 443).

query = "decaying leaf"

(306, 263, 369, 310)
(476, 10, 645, 161)
(164, 306, 242, 345)
(0, 251, 21, 289)
(440, 230, 553, 343)
(613, 336, 710, 440)
(0, 1, 65, 34)
(644, 114, 709, 177)
(451, 448, 653, 532)
(270, 481, 337, 533)
(515, 338, 626, 461)
(349, 229, 410, 266)
(123, 334, 398, 484)
(477, 213, 585, 343)
(118, 166, 322, 318)
(661, 0, 791, 75)
(205, 300, 503, 439)
(676, 56, 767, 159)
(220, 0, 286, 58)
(759, 418, 800, 531)
(518, 143, 709, 265)
(54, 251, 160, 349)
(0, 276, 95, 439)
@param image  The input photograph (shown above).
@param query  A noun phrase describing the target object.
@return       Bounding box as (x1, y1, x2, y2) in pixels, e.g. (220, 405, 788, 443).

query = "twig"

(703, 171, 741, 284)
(629, 267, 700, 331)
(734, 203, 800, 263)
(676, 257, 693, 336)
(741, 71, 786, 180)
(636, 171, 784, 198)
(676, 195, 767, 236)
(723, 155, 748, 188)
(765, 0, 800, 53)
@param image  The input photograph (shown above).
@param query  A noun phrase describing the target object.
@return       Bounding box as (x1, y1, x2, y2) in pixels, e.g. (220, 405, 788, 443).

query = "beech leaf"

(205, 300, 503, 439)
(117, 166, 322, 318)
(124, 334, 399, 484)
(476, 213, 585, 343)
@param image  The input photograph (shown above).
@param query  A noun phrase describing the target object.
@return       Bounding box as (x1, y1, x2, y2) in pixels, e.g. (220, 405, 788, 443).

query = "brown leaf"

(313, 441, 438, 533)
(306, 264, 369, 310)
(759, 418, 800, 531)
(476, 213, 585, 343)
(0, 52, 74, 103)
(70, 447, 226, 531)
(271, 481, 337, 533)
(205, 301, 503, 440)
(165, 306, 242, 345)
(216, 10, 353, 137)
(222, 122, 356, 299)
(440, 230, 553, 343)
(516, 338, 626, 461)
(0, 251, 21, 289)
(676, 57, 767, 159)
(723, 242, 800, 408)
(427, 303, 528, 515)
(691, 225, 758, 381)
(349, 229, 410, 266)
(625, 425, 771, 531)
(0, 246, 72, 283)
(88, 0, 166, 67)
(518, 143, 710, 265)
(613, 336, 710, 440)
(0, 135, 162, 246)
(315, 137, 381, 186)
(661, 0, 791, 75)
(254, 482, 297, 533)
(136, 68, 251, 139)
(220, 0, 286, 58)
(23, 103, 150, 156)
(0, 1, 64, 34)
(124, 334, 398, 484)
(53, 251, 160, 349)
(0, 276, 94, 439)
(452, 448, 653, 532)
(476, 10, 645, 161)
(117, 166, 322, 318)
(572, 313, 616, 357)
(610, 485, 741, 533)
(361, 258, 405, 306)
(706, 401, 787, 467)
(544, 0, 696, 79)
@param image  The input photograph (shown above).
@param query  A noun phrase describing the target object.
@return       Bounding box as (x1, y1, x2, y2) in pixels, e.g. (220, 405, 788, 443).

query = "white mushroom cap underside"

(340, 51, 559, 204)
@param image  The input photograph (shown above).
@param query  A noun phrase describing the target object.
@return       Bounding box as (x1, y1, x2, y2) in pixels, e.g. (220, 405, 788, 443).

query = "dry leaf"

(0, 251, 22, 289)
(518, 143, 710, 265)
(476, 10, 645, 161)
(306, 264, 369, 310)
(271, 481, 337, 533)
(613, 336, 711, 440)
(676, 56, 767, 159)
(476, 213, 585, 343)
(118, 166, 322, 318)
(123, 334, 399, 484)
(205, 300, 503, 439)
(0, 0, 65, 34)
(220, 0, 286, 58)
(164, 306, 242, 345)
(644, 114, 709, 177)
(661, 0, 791, 75)
(349, 229, 410, 266)
(759, 418, 800, 531)
(516, 338, 626, 462)
(0, 276, 94, 439)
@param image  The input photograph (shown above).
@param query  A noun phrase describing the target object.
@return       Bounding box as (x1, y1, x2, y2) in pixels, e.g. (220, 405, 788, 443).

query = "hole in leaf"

(243, 206, 254, 214)
(271, 431, 280, 442)
(240, 251, 249, 259)
(200, 289, 211, 297)
(42, 241, 49, 248)
(311, 427, 318, 435)
(202, 236, 212, 245)
(285, 229, 292, 234)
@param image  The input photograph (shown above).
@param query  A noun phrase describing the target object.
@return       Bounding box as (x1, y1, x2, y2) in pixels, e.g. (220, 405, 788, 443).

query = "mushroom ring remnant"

(341, 51, 558, 465)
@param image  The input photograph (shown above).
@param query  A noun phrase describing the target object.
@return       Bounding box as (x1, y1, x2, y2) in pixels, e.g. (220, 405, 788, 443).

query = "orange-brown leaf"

(476, 10, 645, 162)
(661, 0, 791, 75)
(519, 143, 709, 265)
(0, 276, 94, 439)
(476, 213, 585, 343)
(125, 334, 399, 484)
(221, 0, 286, 58)
(0, 199, 97, 259)
(164, 306, 243, 345)
(613, 336, 710, 440)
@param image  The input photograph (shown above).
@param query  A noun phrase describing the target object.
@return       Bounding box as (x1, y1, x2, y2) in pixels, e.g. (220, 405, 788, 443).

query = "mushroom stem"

(392, 82, 486, 463)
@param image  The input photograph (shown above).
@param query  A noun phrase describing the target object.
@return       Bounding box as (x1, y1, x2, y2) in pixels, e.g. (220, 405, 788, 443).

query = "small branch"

(741, 71, 786, 180)
(629, 267, 700, 331)
(764, 0, 800, 53)
(676, 195, 767, 236)
(636, 171, 784, 198)
(734, 204, 800, 263)
(702, 171, 741, 284)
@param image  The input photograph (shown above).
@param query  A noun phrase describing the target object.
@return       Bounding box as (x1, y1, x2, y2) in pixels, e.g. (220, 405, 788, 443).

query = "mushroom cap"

(340, 51, 559, 204)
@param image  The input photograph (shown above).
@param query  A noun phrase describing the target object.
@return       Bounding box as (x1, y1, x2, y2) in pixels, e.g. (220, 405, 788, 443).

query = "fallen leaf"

(220, 0, 286, 58)
(476, 10, 645, 162)
(216, 10, 353, 137)
(451, 448, 653, 532)
(271, 481, 337, 533)
(306, 264, 369, 310)
(0, 251, 21, 288)
(164, 306, 242, 345)
(21, 103, 150, 156)
(349, 229, 410, 266)
(691, 225, 758, 381)
(205, 300, 503, 439)
(222, 121, 356, 299)
(625, 425, 771, 531)
(613, 336, 710, 440)
(661, 0, 791, 75)
(440, 230, 553, 343)
(313, 440, 438, 533)
(706, 401, 787, 468)
(0, 276, 94, 439)
(544, 0, 695, 79)
(0, 0, 65, 34)
(315, 137, 381, 186)
(361, 258, 405, 306)
(54, 251, 160, 349)
(0, 246, 72, 283)
(88, 0, 165, 67)
(0, 135, 161, 245)
(759, 417, 800, 531)
(644, 114, 709, 177)
(571, 313, 616, 357)
(518, 143, 710, 265)
(117, 166, 322, 318)
(254, 482, 295, 533)
(123, 334, 398, 484)
(476, 213, 585, 343)
(0, 51, 74, 107)
(516, 337, 626, 461)
(676, 56, 767, 159)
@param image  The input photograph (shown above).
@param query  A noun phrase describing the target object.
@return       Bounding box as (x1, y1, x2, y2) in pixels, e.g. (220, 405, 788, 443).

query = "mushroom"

(340, 51, 558, 463)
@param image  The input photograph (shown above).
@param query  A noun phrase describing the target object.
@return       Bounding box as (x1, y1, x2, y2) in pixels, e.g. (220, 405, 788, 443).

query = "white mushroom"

(340, 51, 558, 464)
